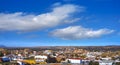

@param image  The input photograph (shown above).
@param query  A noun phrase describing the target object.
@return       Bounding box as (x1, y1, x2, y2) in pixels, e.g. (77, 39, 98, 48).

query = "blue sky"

(0, 0, 120, 47)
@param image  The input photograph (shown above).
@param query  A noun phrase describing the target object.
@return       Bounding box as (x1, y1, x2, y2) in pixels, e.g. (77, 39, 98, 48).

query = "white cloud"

(0, 4, 83, 31)
(51, 26, 114, 40)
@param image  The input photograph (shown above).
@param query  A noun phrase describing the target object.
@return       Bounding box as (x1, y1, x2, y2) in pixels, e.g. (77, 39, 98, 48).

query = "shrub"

(115, 62, 120, 65)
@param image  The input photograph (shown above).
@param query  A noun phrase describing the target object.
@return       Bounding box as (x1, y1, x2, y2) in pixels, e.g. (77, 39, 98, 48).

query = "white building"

(34, 55, 47, 63)
(99, 58, 113, 65)
(99, 61, 113, 65)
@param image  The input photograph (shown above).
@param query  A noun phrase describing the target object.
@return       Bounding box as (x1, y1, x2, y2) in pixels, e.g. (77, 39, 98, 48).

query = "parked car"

(1, 56, 10, 62)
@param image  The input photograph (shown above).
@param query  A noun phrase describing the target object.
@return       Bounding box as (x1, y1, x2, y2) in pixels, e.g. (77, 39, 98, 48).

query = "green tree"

(0, 51, 3, 57)
(89, 61, 99, 65)
(94, 62, 99, 65)
(116, 62, 120, 65)
(89, 61, 94, 65)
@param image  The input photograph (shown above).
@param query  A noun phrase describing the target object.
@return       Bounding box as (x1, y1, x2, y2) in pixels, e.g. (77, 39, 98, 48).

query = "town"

(0, 46, 120, 65)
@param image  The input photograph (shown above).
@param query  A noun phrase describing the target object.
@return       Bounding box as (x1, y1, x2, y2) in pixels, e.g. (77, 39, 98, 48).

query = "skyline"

(0, 0, 120, 47)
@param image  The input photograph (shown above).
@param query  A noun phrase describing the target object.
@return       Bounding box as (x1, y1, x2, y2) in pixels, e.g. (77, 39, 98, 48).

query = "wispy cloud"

(51, 26, 114, 40)
(0, 4, 83, 32)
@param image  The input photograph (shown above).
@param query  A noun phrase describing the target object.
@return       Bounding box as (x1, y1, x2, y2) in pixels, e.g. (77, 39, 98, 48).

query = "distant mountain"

(106, 45, 120, 47)
(0, 45, 6, 48)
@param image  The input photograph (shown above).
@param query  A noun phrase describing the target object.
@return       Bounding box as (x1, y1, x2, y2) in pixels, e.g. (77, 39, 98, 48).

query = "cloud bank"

(0, 4, 82, 31)
(51, 26, 114, 40)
